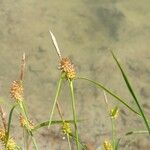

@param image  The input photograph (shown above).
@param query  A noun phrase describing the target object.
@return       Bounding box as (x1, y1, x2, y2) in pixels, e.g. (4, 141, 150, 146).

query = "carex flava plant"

(0, 30, 149, 150)
(10, 53, 39, 150)
(48, 30, 80, 150)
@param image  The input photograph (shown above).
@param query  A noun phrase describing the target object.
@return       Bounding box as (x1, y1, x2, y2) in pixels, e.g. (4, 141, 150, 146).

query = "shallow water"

(0, 0, 150, 149)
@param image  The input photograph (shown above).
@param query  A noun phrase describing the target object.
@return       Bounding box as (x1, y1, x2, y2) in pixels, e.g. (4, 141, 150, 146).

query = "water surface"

(0, 0, 150, 149)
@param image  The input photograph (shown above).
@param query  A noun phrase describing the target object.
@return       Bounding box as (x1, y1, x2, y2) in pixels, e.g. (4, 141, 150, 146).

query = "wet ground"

(0, 0, 150, 149)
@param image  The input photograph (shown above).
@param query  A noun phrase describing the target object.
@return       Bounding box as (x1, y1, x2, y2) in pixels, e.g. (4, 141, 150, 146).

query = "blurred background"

(0, 0, 150, 149)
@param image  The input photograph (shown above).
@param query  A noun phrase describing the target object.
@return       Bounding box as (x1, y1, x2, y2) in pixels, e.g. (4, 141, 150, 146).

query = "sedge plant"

(0, 30, 149, 150)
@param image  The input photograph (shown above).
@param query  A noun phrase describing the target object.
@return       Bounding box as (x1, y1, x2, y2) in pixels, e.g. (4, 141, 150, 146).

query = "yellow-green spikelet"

(103, 140, 113, 150)
(0, 129, 19, 150)
(62, 122, 72, 135)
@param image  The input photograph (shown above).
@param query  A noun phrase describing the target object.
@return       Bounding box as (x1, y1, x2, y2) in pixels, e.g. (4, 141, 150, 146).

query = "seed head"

(59, 57, 76, 79)
(19, 115, 34, 130)
(0, 107, 7, 131)
(110, 106, 119, 119)
(10, 80, 23, 102)
(0, 128, 19, 150)
(5, 138, 18, 150)
(19, 115, 26, 127)
(103, 140, 113, 150)
(0, 129, 5, 141)
(62, 122, 72, 135)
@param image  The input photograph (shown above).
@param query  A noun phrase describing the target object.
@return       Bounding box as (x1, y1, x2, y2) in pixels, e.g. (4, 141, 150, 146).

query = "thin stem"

(30, 133, 39, 150)
(19, 102, 28, 121)
(23, 129, 26, 150)
(23, 129, 29, 150)
(111, 118, 116, 150)
(67, 134, 72, 150)
(69, 80, 79, 150)
(19, 102, 38, 150)
(56, 101, 64, 121)
(48, 77, 63, 128)
(103, 91, 116, 150)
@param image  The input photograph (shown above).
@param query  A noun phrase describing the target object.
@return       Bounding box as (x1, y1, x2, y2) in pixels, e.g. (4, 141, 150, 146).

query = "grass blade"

(78, 77, 140, 115)
(6, 104, 18, 148)
(126, 130, 149, 135)
(111, 52, 150, 134)
(48, 77, 63, 128)
(33, 120, 76, 131)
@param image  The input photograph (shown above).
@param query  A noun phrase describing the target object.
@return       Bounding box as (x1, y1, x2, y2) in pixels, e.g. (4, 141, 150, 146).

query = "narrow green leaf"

(77, 77, 140, 115)
(126, 130, 148, 135)
(48, 77, 63, 128)
(111, 51, 150, 134)
(6, 104, 18, 147)
(67, 134, 72, 150)
(33, 120, 75, 131)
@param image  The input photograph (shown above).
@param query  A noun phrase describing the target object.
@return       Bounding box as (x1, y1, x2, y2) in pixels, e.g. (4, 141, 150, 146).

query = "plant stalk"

(19, 101, 39, 150)
(69, 80, 79, 150)
(48, 77, 63, 128)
